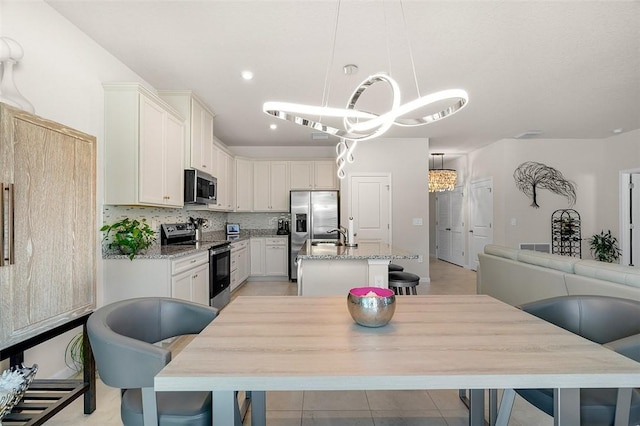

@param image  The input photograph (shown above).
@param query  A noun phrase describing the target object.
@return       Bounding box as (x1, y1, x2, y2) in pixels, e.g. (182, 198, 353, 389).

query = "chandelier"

(262, 0, 469, 179)
(429, 153, 457, 192)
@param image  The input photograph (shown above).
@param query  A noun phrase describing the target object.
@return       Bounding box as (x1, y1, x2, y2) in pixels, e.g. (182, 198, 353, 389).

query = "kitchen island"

(296, 240, 419, 296)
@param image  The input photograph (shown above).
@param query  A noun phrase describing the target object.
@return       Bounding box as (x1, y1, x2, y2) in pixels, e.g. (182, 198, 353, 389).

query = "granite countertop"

(297, 240, 419, 261)
(102, 229, 288, 260)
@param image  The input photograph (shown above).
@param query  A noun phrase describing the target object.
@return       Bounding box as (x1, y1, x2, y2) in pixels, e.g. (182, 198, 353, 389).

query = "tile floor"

(45, 259, 552, 425)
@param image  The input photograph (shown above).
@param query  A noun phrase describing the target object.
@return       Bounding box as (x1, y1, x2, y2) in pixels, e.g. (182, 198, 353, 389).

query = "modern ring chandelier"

(262, 1, 469, 179)
(429, 153, 457, 192)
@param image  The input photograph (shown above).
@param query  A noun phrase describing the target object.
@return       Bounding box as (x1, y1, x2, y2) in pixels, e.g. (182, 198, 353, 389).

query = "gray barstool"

(388, 271, 420, 295)
(388, 263, 404, 272)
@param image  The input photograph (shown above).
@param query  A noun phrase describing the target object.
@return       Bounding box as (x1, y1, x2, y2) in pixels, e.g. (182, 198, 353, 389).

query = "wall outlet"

(412, 218, 423, 226)
(418, 255, 424, 263)
(374, 275, 384, 286)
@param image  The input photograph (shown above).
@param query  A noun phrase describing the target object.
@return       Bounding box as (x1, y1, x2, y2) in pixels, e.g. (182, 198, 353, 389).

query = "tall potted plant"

(101, 218, 156, 260)
(588, 229, 621, 263)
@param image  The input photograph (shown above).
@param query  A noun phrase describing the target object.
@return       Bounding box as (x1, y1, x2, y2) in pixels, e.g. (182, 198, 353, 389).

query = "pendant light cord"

(399, 0, 421, 97)
(321, 0, 341, 109)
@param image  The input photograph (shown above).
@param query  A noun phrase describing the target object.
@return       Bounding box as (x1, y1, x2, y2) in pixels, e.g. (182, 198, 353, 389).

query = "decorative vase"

(0, 37, 35, 114)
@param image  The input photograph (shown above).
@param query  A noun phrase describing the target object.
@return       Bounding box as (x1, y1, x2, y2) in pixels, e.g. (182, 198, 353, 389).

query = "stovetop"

(161, 222, 230, 250)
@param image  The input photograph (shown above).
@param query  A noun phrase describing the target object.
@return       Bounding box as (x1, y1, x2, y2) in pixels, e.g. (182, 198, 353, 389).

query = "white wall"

(1, 0, 149, 378)
(466, 130, 640, 258)
(339, 138, 430, 280)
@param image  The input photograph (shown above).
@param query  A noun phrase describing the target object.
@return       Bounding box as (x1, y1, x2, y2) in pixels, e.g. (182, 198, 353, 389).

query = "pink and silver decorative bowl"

(347, 287, 396, 327)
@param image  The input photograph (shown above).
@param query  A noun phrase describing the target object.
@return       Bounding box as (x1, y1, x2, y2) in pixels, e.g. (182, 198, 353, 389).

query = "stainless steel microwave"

(184, 169, 217, 205)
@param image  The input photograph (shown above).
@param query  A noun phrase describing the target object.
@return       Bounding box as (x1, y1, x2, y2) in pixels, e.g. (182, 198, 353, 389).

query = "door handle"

(469, 230, 474, 233)
(446, 228, 451, 231)
(1, 184, 15, 266)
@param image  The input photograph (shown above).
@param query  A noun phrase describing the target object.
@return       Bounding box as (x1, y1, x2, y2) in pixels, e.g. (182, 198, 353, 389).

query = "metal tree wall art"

(513, 161, 576, 208)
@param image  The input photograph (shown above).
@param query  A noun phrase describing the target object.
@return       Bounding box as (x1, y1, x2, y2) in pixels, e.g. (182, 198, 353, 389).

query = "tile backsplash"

(102, 206, 290, 233)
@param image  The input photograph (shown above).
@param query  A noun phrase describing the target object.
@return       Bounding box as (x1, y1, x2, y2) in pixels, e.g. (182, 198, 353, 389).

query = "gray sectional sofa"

(477, 244, 640, 306)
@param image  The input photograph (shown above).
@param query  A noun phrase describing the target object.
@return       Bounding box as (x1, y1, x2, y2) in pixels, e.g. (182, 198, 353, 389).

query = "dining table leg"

(554, 388, 580, 425)
(213, 391, 237, 425)
(250, 391, 266, 426)
(469, 389, 485, 426)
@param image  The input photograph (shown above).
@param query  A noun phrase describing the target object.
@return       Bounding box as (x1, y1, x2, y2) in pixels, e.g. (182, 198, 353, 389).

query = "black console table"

(0, 312, 96, 425)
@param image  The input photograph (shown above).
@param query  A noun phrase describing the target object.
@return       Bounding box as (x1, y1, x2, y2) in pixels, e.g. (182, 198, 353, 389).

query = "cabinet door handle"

(1, 184, 15, 266)
(193, 274, 198, 278)
(190, 259, 197, 263)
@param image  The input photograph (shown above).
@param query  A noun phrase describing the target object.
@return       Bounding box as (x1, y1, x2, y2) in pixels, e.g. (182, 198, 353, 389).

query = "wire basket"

(0, 364, 38, 424)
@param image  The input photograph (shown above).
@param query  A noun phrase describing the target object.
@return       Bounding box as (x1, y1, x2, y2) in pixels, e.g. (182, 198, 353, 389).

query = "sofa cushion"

(484, 244, 518, 260)
(575, 260, 640, 288)
(517, 250, 580, 274)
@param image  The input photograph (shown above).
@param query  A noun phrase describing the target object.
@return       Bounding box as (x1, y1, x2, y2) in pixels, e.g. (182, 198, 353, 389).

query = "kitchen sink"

(311, 240, 343, 246)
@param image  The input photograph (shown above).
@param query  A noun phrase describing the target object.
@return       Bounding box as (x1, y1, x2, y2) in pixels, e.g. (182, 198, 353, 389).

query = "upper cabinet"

(158, 90, 215, 174)
(289, 160, 338, 190)
(210, 142, 234, 211)
(104, 83, 185, 207)
(235, 158, 253, 212)
(253, 161, 289, 212)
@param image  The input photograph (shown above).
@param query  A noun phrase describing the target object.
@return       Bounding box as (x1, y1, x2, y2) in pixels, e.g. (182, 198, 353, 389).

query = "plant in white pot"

(100, 218, 156, 260)
(588, 229, 621, 263)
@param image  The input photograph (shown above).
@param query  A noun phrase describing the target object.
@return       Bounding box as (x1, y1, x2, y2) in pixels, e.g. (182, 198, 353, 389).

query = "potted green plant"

(588, 229, 621, 263)
(100, 218, 156, 260)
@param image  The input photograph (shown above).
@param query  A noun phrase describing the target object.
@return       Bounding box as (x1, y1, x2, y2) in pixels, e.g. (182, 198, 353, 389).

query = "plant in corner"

(588, 229, 621, 263)
(100, 218, 156, 260)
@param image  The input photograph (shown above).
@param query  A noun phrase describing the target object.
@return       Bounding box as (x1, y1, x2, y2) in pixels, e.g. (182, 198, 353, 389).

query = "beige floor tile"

(301, 410, 374, 426)
(427, 389, 468, 411)
(365, 389, 436, 411)
(303, 390, 370, 411)
(267, 390, 305, 411)
(371, 410, 448, 425)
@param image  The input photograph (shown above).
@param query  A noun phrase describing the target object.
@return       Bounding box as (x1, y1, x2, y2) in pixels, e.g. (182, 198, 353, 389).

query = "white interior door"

(469, 178, 493, 271)
(436, 187, 465, 266)
(349, 174, 391, 244)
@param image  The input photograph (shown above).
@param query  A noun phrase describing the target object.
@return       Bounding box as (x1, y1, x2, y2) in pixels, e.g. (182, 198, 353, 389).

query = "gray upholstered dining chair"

(87, 297, 242, 426)
(495, 295, 640, 426)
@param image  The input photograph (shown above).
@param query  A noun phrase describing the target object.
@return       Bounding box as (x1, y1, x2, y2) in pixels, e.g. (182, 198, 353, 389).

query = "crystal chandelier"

(429, 153, 457, 192)
(263, 1, 468, 179)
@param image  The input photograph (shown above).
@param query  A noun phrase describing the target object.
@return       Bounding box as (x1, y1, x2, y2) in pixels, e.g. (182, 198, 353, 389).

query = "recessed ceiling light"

(270, 124, 277, 130)
(613, 128, 623, 134)
(241, 70, 254, 80)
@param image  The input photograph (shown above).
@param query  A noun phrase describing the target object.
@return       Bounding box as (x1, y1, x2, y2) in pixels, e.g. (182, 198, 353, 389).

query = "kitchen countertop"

(102, 229, 288, 260)
(297, 240, 419, 261)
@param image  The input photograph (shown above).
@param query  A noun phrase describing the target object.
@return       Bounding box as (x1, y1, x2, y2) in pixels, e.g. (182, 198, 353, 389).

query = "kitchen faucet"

(328, 227, 348, 244)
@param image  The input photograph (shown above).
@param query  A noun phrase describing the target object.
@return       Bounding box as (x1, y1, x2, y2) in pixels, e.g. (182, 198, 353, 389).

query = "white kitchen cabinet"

(104, 83, 185, 207)
(104, 251, 210, 306)
(314, 161, 338, 189)
(158, 90, 215, 174)
(172, 262, 209, 305)
(265, 237, 288, 276)
(235, 158, 253, 211)
(289, 161, 314, 189)
(230, 240, 250, 292)
(209, 143, 234, 211)
(250, 238, 265, 276)
(289, 160, 337, 190)
(253, 161, 289, 212)
(250, 237, 288, 278)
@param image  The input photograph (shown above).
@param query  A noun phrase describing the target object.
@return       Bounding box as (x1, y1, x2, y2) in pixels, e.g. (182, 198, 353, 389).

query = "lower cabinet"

(250, 237, 288, 277)
(230, 240, 250, 292)
(104, 251, 210, 305)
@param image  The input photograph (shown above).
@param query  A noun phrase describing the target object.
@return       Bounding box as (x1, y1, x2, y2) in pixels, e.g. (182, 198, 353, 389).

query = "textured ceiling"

(46, 0, 640, 153)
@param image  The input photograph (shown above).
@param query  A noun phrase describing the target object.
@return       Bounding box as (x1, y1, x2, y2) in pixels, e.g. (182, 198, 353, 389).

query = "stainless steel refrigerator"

(289, 190, 340, 280)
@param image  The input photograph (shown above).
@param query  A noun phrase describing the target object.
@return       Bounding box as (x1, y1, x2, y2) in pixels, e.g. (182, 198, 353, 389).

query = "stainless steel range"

(161, 223, 232, 309)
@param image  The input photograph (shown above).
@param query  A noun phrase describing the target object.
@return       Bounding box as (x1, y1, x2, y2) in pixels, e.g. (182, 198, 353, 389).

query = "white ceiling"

(46, 0, 640, 154)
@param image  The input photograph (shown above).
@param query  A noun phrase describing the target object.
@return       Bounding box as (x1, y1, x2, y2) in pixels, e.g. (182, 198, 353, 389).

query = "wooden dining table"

(155, 295, 640, 425)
